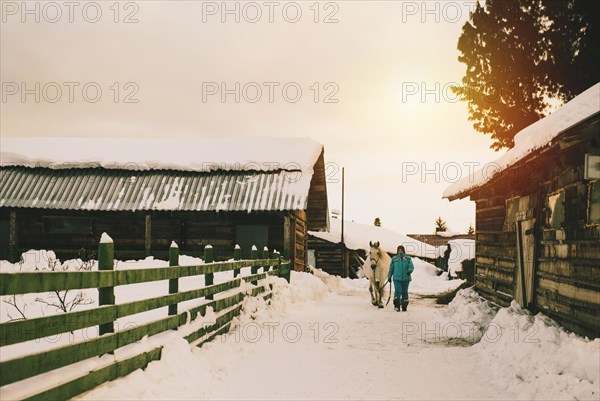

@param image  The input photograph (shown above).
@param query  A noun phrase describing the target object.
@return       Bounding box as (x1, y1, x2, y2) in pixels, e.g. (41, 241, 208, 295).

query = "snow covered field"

(63, 266, 598, 401)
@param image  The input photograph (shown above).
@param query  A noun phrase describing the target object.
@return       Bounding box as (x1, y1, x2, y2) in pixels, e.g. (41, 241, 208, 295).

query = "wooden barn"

(444, 83, 600, 337)
(307, 233, 365, 278)
(308, 218, 431, 277)
(0, 137, 329, 271)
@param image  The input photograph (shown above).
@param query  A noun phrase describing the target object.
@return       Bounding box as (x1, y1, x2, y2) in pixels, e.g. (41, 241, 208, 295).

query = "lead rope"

(379, 279, 392, 307)
(385, 280, 392, 306)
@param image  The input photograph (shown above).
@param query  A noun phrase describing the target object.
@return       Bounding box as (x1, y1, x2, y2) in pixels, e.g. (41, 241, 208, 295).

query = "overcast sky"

(1, 0, 502, 234)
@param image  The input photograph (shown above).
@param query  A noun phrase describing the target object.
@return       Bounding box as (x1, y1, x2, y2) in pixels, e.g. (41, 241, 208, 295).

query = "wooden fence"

(0, 236, 291, 401)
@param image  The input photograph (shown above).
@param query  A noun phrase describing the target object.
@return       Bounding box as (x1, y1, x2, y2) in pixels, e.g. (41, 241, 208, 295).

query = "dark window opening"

(43, 216, 93, 234)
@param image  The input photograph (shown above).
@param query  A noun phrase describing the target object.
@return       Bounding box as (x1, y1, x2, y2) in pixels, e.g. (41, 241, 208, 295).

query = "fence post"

(168, 241, 179, 316)
(250, 245, 258, 285)
(204, 245, 214, 300)
(278, 253, 291, 283)
(270, 249, 279, 292)
(98, 233, 115, 336)
(233, 244, 241, 278)
(262, 246, 270, 272)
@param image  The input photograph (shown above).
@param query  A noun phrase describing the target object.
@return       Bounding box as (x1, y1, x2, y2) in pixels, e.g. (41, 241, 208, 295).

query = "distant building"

(406, 233, 475, 248)
(0, 137, 329, 272)
(406, 233, 476, 283)
(308, 219, 431, 277)
(444, 83, 600, 338)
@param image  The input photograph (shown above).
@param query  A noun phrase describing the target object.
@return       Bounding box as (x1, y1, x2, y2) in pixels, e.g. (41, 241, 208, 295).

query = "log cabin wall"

(471, 131, 600, 338)
(308, 235, 343, 276)
(307, 235, 367, 277)
(290, 210, 308, 272)
(473, 195, 516, 306)
(2, 209, 286, 262)
(535, 153, 600, 337)
(306, 150, 329, 231)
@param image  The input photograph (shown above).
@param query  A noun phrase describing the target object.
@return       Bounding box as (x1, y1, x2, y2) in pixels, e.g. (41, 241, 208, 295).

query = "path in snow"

(210, 294, 514, 400)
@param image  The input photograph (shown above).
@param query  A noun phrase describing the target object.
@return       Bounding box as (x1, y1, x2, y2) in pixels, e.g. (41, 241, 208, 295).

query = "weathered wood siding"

(3, 209, 285, 262)
(291, 210, 308, 271)
(535, 162, 600, 337)
(474, 196, 517, 306)
(307, 235, 366, 277)
(308, 235, 343, 276)
(306, 150, 329, 231)
(472, 126, 600, 338)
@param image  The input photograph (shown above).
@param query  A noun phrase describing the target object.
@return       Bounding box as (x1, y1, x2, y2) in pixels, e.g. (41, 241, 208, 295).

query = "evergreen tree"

(435, 216, 448, 233)
(467, 223, 475, 235)
(453, 0, 599, 150)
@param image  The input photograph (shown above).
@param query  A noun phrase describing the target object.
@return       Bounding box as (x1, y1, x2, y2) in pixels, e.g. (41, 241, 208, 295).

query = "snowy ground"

(70, 268, 599, 401)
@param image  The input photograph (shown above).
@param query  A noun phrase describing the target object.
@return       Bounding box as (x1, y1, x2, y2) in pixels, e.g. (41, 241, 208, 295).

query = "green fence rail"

(0, 236, 291, 400)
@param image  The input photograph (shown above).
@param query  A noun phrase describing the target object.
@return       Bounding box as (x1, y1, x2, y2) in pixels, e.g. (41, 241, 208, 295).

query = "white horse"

(362, 241, 391, 308)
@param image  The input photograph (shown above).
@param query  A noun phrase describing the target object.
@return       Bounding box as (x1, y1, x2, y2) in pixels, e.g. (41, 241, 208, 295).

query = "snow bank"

(409, 258, 466, 296)
(475, 302, 600, 400)
(433, 288, 600, 400)
(2, 256, 325, 400)
(309, 218, 434, 258)
(311, 267, 370, 295)
(444, 83, 600, 199)
(72, 329, 216, 400)
(287, 271, 329, 303)
(75, 271, 327, 400)
(0, 137, 323, 176)
(434, 288, 499, 343)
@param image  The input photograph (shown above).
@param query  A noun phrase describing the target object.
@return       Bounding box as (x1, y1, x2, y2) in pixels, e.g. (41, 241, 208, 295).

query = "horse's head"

(369, 241, 381, 270)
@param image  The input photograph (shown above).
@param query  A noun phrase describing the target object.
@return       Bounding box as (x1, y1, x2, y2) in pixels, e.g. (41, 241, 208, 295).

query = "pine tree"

(435, 217, 448, 233)
(374, 218, 381, 227)
(467, 223, 475, 235)
(453, 0, 599, 150)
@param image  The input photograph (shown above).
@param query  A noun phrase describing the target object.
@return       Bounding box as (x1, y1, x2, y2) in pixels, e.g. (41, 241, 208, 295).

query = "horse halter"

(369, 242, 381, 270)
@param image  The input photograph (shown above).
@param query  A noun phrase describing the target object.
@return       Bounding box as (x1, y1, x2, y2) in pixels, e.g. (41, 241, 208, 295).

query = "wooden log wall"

(307, 235, 366, 278)
(308, 235, 343, 276)
(473, 195, 517, 306)
(291, 210, 308, 272)
(535, 161, 600, 338)
(472, 133, 600, 338)
(305, 149, 329, 231)
(6, 209, 286, 263)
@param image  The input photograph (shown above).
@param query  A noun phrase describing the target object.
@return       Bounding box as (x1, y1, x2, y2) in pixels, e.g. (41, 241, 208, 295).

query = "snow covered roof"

(0, 167, 313, 212)
(0, 137, 323, 175)
(308, 218, 435, 259)
(444, 83, 600, 200)
(0, 138, 329, 221)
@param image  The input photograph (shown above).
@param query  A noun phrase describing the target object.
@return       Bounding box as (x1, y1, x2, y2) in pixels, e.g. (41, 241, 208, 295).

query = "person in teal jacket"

(388, 245, 415, 311)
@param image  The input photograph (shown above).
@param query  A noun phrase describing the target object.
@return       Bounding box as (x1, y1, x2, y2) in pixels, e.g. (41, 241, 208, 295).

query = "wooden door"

(515, 218, 535, 308)
(236, 225, 268, 259)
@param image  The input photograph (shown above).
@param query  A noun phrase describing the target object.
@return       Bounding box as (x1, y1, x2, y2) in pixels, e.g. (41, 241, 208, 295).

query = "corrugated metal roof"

(0, 167, 311, 212)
